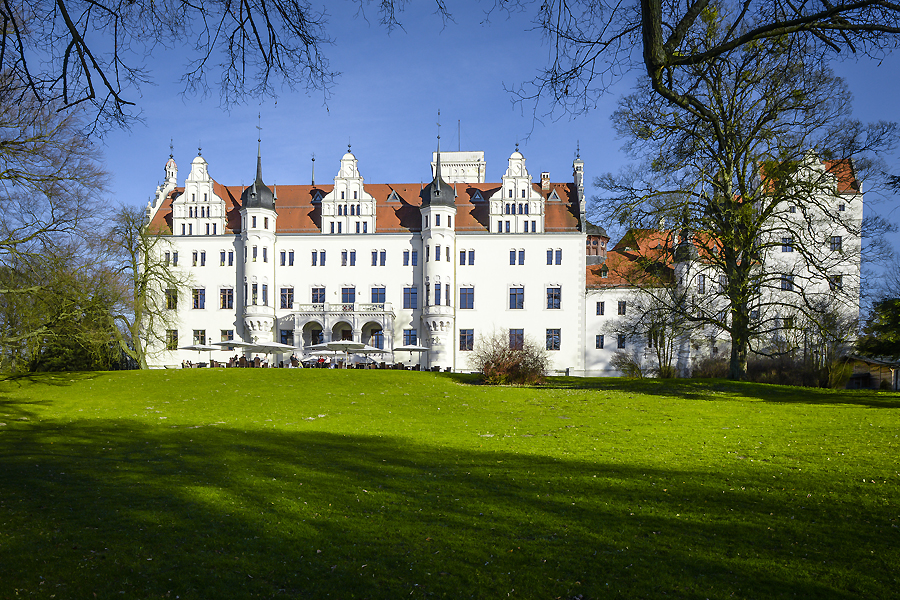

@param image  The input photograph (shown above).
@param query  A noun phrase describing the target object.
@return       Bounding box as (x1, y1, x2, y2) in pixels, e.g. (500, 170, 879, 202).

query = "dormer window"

(600, 266, 609, 278)
(473, 191, 483, 202)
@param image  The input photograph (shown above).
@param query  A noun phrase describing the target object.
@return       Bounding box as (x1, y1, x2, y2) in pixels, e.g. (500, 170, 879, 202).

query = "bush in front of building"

(469, 332, 549, 385)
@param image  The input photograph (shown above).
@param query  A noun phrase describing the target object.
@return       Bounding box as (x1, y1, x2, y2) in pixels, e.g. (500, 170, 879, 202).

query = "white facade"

(145, 147, 588, 371)
(144, 147, 862, 375)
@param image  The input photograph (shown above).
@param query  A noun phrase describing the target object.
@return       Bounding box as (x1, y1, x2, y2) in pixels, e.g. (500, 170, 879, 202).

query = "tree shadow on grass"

(1, 419, 893, 599)
(445, 372, 900, 409)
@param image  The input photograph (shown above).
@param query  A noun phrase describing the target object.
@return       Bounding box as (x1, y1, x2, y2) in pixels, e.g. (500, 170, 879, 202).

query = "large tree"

(105, 205, 189, 369)
(0, 89, 105, 367)
(596, 14, 895, 379)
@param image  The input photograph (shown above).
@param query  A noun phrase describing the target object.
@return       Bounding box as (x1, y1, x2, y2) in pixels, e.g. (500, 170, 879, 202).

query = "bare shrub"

(610, 351, 645, 378)
(692, 356, 729, 379)
(469, 331, 549, 385)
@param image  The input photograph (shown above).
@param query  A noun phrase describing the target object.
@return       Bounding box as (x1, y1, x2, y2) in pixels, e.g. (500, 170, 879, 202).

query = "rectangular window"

(531, 220, 536, 232)
(497, 221, 502, 233)
(312, 251, 318, 266)
(380, 251, 386, 266)
(445, 283, 450, 306)
(460, 250, 466, 265)
(165, 329, 178, 350)
(220, 329, 234, 350)
(220, 288, 233, 309)
(342, 251, 348, 266)
(546, 328, 561, 351)
(320, 251, 325, 266)
(403, 329, 417, 346)
(228, 251, 233, 266)
(350, 251, 356, 266)
(220, 251, 226, 266)
(192, 288, 205, 309)
(596, 334, 604, 349)
(280, 329, 294, 346)
(426, 246, 430, 262)
(263, 247, 268, 263)
(698, 273, 706, 294)
(165, 289, 177, 310)
(435, 284, 442, 306)
(510, 249, 516, 265)
(468, 250, 475, 265)
(264, 217, 269, 229)
(192, 251, 198, 266)
(252, 283, 258, 305)
(781, 275, 794, 291)
(312, 287, 325, 304)
(199, 251, 205, 266)
(252, 246, 257, 262)
(356, 222, 360, 234)
(618, 300, 626, 315)
(460, 287, 474, 309)
(509, 329, 524, 350)
(555, 249, 562, 265)
(289, 251, 294, 266)
(425, 283, 430, 306)
(782, 237, 793, 252)
(596, 301, 605, 315)
(342, 287, 356, 304)
(280, 288, 294, 309)
(165, 251, 171, 265)
(330, 222, 334, 234)
(547, 249, 553, 265)
(252, 216, 257, 228)
(547, 287, 561, 309)
(830, 274, 843, 291)
(505, 220, 510, 233)
(436, 245, 441, 261)
(838, 203, 846, 212)
(371, 287, 386, 304)
(261, 284, 268, 306)
(509, 287, 524, 310)
(412, 250, 418, 266)
(435, 214, 441, 227)
(830, 235, 843, 252)
(518, 249, 525, 265)
(403, 287, 418, 310)
(617, 333, 626, 349)
(280, 251, 286, 266)
(445, 246, 450, 262)
(369, 329, 384, 349)
(363, 222, 368, 234)
(172, 251, 178, 266)
(459, 329, 474, 351)
(403, 250, 410, 266)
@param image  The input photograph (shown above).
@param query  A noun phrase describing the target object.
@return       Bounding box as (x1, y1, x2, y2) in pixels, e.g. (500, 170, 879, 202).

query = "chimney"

(541, 172, 550, 191)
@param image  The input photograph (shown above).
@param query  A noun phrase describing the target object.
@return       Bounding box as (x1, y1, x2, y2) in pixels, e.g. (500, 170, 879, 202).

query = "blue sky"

(103, 2, 900, 257)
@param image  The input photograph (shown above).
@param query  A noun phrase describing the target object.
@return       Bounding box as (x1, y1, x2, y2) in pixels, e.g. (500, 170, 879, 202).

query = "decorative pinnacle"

(198, 141, 202, 156)
(169, 139, 174, 159)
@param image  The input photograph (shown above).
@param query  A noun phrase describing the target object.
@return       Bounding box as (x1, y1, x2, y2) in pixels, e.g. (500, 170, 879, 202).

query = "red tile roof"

(149, 180, 582, 234)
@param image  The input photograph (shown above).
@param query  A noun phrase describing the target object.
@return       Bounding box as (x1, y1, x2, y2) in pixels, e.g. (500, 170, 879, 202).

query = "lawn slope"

(1, 370, 897, 599)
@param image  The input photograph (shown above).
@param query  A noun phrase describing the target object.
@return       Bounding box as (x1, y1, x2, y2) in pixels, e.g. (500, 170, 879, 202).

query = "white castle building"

(144, 143, 863, 375)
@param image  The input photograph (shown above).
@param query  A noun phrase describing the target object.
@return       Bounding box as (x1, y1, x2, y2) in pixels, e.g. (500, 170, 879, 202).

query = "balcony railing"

(293, 302, 393, 314)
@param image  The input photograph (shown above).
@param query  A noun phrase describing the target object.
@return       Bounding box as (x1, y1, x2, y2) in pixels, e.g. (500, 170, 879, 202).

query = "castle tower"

(420, 136, 457, 370)
(239, 146, 278, 344)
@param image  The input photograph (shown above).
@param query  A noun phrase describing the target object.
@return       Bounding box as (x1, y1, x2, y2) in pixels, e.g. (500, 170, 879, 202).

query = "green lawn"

(1, 370, 897, 599)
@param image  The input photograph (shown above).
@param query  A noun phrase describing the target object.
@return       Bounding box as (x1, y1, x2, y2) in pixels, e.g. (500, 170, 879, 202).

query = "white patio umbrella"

(392, 344, 430, 368)
(178, 343, 220, 364)
(212, 340, 256, 349)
